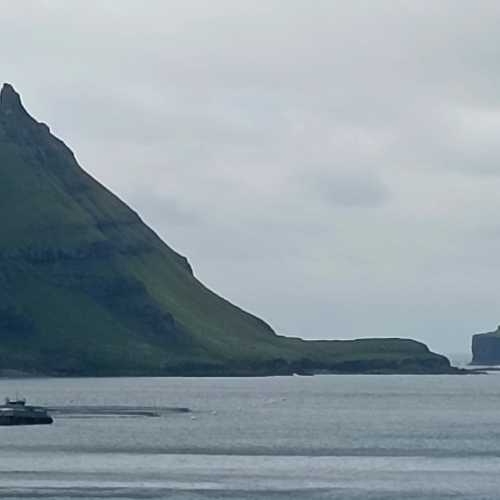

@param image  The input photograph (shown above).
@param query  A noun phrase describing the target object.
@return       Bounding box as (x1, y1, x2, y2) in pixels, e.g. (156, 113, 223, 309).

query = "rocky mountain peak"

(0, 83, 26, 115)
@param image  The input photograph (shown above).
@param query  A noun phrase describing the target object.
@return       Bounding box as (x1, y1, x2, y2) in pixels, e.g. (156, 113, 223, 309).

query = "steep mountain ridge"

(0, 83, 455, 375)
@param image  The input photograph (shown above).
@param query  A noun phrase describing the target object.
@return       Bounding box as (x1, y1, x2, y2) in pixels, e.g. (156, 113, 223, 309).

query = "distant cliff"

(0, 83, 457, 376)
(471, 326, 500, 365)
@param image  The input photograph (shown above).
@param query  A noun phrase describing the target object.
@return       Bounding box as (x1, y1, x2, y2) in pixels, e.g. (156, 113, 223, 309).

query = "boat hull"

(0, 416, 53, 426)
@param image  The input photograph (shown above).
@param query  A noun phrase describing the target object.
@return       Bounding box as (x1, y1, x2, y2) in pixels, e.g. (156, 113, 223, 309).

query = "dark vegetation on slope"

(0, 83, 456, 376)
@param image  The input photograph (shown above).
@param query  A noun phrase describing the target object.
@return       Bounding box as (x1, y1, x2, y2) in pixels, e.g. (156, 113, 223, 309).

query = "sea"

(1, 370, 500, 500)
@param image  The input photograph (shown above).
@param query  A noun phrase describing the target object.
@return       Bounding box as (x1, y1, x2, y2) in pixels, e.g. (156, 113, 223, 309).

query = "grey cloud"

(308, 170, 391, 208)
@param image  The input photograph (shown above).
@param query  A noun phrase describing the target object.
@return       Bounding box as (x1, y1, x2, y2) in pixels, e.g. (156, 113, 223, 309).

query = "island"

(471, 325, 500, 365)
(0, 83, 459, 376)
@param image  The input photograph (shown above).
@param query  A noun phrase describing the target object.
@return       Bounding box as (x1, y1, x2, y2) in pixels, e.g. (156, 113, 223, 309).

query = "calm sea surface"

(1, 374, 500, 499)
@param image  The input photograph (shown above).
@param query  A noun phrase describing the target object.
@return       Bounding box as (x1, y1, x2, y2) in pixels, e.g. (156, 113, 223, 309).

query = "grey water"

(1, 375, 500, 499)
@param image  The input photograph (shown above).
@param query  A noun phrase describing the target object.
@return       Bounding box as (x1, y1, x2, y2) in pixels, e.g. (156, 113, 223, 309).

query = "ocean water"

(1, 374, 500, 499)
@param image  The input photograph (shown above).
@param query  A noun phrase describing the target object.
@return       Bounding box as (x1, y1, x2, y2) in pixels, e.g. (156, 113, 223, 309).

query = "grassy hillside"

(0, 83, 455, 375)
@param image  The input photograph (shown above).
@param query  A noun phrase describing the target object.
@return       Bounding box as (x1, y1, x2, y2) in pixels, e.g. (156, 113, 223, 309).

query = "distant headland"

(471, 325, 500, 366)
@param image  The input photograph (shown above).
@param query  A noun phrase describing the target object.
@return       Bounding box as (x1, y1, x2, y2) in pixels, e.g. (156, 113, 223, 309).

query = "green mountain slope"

(0, 83, 455, 375)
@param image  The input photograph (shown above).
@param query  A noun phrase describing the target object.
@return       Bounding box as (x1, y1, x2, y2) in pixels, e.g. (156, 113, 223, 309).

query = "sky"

(2, 0, 500, 357)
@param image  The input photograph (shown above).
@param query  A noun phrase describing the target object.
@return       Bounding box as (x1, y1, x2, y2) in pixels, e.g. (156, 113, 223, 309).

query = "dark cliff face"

(0, 83, 456, 376)
(471, 326, 500, 365)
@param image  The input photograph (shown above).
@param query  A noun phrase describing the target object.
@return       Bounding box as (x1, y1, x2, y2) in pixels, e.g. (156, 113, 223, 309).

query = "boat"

(0, 397, 53, 426)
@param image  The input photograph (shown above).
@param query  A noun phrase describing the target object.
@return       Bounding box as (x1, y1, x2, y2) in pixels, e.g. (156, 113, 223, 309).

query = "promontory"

(0, 83, 457, 376)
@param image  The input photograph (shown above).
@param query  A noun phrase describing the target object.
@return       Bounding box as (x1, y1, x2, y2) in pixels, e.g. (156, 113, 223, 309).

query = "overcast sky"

(3, 1, 500, 357)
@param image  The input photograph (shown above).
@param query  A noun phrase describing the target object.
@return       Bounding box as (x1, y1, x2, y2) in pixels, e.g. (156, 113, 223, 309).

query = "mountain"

(471, 325, 500, 365)
(0, 83, 455, 376)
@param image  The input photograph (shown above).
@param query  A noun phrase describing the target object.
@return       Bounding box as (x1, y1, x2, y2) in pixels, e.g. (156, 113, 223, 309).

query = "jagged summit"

(0, 83, 19, 102)
(0, 86, 456, 376)
(0, 83, 26, 114)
